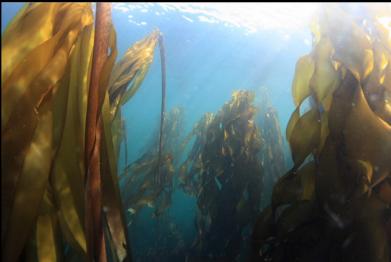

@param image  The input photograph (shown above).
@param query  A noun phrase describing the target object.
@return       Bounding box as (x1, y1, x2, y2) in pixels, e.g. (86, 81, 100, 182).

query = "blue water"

(2, 3, 312, 261)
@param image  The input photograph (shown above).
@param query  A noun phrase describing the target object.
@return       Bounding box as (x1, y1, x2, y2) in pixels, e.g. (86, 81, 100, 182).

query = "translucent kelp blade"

(51, 24, 96, 255)
(311, 37, 339, 111)
(1, 2, 93, 212)
(108, 30, 159, 116)
(2, 3, 93, 128)
(2, 3, 57, 84)
(286, 106, 300, 143)
(289, 108, 321, 168)
(292, 55, 315, 107)
(1, 3, 93, 261)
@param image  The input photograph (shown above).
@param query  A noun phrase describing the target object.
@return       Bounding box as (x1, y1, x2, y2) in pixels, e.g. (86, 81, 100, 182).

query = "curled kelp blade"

(108, 29, 159, 119)
(288, 108, 321, 169)
(292, 55, 315, 107)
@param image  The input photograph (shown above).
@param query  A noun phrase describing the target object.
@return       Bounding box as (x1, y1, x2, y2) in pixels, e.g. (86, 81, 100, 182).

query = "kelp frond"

(1, 3, 94, 261)
(1, 3, 161, 261)
(253, 4, 391, 262)
(108, 29, 160, 120)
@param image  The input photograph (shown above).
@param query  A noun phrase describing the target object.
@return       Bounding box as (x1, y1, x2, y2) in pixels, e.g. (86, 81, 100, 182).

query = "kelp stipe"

(156, 32, 167, 186)
(252, 3, 391, 262)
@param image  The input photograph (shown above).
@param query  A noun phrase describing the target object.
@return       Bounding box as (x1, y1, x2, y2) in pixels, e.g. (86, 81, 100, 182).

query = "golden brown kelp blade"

(1, 3, 94, 262)
(108, 29, 159, 177)
(108, 29, 159, 120)
(50, 21, 94, 257)
(2, 2, 157, 261)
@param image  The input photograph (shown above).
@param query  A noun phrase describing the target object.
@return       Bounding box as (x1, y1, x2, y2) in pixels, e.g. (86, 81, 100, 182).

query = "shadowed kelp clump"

(180, 91, 264, 260)
(259, 107, 286, 184)
(178, 112, 215, 197)
(252, 3, 391, 262)
(121, 107, 185, 221)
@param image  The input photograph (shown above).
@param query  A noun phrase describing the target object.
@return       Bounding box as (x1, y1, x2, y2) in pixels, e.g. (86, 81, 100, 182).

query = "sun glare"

(113, 2, 321, 34)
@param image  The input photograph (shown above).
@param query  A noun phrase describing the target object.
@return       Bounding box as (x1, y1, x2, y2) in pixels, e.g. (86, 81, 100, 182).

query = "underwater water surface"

(2, 2, 391, 262)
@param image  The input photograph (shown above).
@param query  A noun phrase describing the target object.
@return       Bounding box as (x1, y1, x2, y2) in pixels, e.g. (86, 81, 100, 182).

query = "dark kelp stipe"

(1, 3, 164, 261)
(252, 3, 391, 262)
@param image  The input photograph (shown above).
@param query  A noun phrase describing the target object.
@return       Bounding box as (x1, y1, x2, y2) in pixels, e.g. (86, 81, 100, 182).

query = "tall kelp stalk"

(180, 91, 264, 260)
(120, 107, 185, 220)
(157, 33, 167, 185)
(84, 3, 112, 261)
(252, 3, 391, 262)
(1, 3, 161, 262)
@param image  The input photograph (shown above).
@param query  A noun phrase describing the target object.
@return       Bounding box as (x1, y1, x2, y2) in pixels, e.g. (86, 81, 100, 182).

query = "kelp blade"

(1, 3, 93, 261)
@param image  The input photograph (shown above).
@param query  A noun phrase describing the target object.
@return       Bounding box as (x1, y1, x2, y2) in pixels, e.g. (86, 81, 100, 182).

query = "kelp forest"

(1, 2, 391, 262)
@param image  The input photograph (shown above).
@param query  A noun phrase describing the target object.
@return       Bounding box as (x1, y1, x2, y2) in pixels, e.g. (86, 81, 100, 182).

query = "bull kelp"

(1, 2, 163, 261)
(252, 3, 391, 262)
